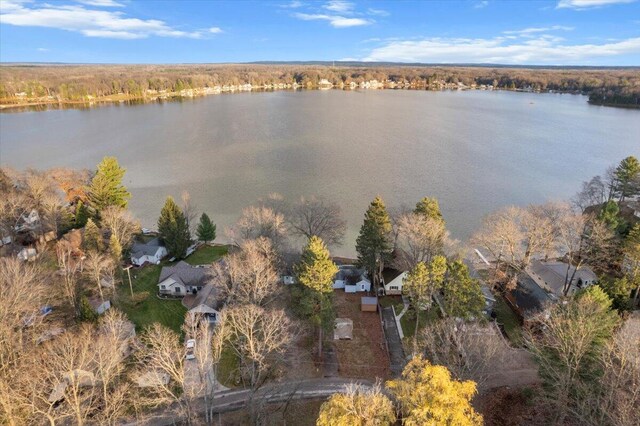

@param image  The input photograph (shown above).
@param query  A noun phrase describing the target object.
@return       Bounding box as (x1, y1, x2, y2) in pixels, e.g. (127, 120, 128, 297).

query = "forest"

(1, 63, 638, 108)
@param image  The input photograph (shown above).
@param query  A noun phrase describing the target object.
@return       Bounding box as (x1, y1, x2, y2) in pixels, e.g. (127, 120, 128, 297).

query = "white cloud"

(557, 0, 636, 9)
(0, 1, 219, 39)
(208, 27, 223, 34)
(37, 47, 49, 51)
(293, 12, 371, 27)
(367, 8, 389, 16)
(279, 1, 304, 8)
(503, 25, 574, 35)
(474, 1, 489, 8)
(361, 35, 640, 64)
(323, 1, 354, 13)
(76, 0, 125, 7)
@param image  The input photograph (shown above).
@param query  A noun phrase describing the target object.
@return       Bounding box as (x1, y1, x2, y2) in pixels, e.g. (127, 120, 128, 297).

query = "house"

(527, 259, 597, 296)
(507, 273, 553, 323)
(481, 285, 496, 314)
(15, 209, 40, 232)
(89, 298, 111, 315)
(361, 296, 378, 312)
(333, 265, 371, 293)
(186, 284, 222, 323)
(381, 269, 407, 296)
(158, 261, 210, 296)
(17, 247, 37, 262)
(131, 238, 168, 266)
(334, 318, 353, 340)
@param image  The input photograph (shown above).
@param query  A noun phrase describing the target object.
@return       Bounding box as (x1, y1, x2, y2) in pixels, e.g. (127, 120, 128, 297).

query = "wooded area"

(1, 64, 638, 107)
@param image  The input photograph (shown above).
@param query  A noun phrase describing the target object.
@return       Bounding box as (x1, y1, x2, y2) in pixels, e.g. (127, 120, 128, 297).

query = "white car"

(185, 339, 196, 360)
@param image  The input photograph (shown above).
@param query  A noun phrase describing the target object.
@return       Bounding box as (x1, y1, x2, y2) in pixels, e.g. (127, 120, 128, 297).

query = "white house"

(333, 265, 371, 293)
(158, 261, 210, 296)
(382, 271, 407, 296)
(131, 238, 167, 266)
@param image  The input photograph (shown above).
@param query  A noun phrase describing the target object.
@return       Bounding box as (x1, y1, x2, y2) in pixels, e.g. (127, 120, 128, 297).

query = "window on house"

(390, 285, 399, 290)
(174, 287, 181, 293)
(160, 285, 165, 289)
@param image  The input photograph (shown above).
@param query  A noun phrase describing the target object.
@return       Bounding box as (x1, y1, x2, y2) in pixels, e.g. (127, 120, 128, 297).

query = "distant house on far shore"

(131, 238, 167, 266)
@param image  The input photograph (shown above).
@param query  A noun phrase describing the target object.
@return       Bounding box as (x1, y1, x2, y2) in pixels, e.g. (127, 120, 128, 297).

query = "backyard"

(493, 295, 524, 345)
(114, 244, 229, 333)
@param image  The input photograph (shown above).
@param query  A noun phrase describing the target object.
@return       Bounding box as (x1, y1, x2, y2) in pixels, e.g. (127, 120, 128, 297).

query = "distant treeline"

(1, 64, 639, 107)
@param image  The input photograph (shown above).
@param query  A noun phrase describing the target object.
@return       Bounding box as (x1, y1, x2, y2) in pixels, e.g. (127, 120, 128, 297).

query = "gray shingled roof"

(529, 260, 596, 295)
(513, 273, 552, 318)
(159, 261, 210, 288)
(131, 238, 164, 258)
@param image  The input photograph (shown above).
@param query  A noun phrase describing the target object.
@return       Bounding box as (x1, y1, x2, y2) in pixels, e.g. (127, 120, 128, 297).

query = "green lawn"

(217, 346, 240, 388)
(184, 245, 228, 265)
(494, 296, 523, 345)
(115, 264, 187, 333)
(115, 245, 229, 333)
(400, 306, 441, 339)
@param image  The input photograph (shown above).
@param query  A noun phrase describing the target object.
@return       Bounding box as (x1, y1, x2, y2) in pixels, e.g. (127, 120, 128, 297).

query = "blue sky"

(1, 0, 639, 65)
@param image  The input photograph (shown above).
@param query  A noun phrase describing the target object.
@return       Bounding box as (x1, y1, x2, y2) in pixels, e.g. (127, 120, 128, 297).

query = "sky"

(0, 0, 639, 65)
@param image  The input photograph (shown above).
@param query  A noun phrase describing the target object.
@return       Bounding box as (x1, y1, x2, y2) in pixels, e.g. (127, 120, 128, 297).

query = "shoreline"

(3, 85, 636, 112)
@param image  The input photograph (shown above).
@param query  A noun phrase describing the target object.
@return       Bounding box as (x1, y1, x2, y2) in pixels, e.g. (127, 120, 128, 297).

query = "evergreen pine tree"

(414, 196, 444, 223)
(355, 196, 392, 288)
(74, 200, 89, 228)
(598, 200, 620, 231)
(158, 197, 191, 259)
(442, 261, 485, 319)
(196, 213, 216, 243)
(614, 155, 640, 201)
(295, 236, 339, 357)
(88, 157, 131, 212)
(82, 218, 103, 252)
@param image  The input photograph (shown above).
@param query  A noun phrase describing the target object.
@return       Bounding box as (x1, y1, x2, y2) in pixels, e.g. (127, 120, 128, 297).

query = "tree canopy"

(195, 213, 216, 243)
(414, 197, 444, 223)
(157, 197, 191, 259)
(442, 261, 485, 319)
(614, 156, 640, 201)
(87, 157, 130, 212)
(356, 196, 392, 284)
(317, 384, 396, 426)
(387, 355, 482, 426)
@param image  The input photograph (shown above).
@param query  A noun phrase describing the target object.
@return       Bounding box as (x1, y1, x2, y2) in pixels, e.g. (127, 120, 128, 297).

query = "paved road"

(137, 378, 374, 425)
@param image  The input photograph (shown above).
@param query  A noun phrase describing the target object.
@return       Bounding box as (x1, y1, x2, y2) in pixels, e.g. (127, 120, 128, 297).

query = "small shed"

(361, 296, 378, 312)
(334, 318, 353, 340)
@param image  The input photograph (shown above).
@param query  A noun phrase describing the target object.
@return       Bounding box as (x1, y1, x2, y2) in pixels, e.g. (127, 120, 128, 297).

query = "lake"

(1, 90, 639, 256)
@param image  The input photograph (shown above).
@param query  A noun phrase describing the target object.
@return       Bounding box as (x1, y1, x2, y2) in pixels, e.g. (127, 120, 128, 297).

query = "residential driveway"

(183, 328, 228, 398)
(381, 306, 405, 377)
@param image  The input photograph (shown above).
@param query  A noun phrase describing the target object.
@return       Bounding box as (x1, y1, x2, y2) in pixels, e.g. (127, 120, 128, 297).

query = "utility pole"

(123, 265, 133, 297)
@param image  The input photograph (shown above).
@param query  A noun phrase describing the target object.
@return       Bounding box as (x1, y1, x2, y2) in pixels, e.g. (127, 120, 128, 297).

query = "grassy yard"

(217, 346, 240, 388)
(115, 264, 187, 333)
(400, 306, 441, 339)
(184, 245, 228, 265)
(494, 296, 523, 345)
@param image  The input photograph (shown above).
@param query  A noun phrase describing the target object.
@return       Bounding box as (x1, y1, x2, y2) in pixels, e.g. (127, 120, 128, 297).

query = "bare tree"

(83, 251, 115, 302)
(228, 205, 288, 253)
(421, 319, 506, 389)
(285, 196, 347, 247)
(181, 190, 198, 235)
(225, 305, 293, 391)
(135, 323, 194, 424)
(394, 212, 448, 271)
(56, 241, 82, 313)
(100, 206, 140, 251)
(573, 175, 606, 212)
(215, 238, 281, 307)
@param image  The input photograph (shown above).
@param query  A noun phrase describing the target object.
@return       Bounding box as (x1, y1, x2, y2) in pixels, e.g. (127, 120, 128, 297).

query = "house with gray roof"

(186, 284, 222, 323)
(507, 272, 554, 322)
(158, 261, 210, 296)
(527, 259, 597, 297)
(131, 238, 167, 266)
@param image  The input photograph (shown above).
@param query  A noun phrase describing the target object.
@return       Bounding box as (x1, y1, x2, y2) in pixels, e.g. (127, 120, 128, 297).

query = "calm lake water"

(1, 90, 639, 256)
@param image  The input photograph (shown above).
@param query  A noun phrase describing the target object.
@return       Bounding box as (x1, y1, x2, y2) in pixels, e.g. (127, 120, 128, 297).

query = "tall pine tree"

(88, 157, 131, 212)
(356, 196, 392, 289)
(82, 218, 103, 252)
(414, 196, 444, 223)
(158, 197, 191, 259)
(614, 156, 640, 201)
(196, 213, 216, 244)
(295, 236, 339, 357)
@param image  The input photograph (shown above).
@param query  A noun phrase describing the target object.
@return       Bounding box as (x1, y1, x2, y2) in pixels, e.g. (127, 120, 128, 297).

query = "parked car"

(185, 339, 196, 360)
